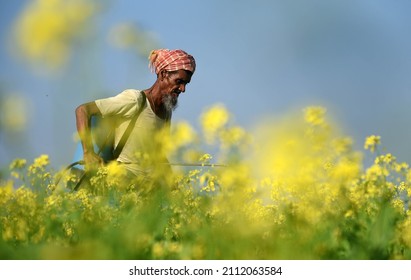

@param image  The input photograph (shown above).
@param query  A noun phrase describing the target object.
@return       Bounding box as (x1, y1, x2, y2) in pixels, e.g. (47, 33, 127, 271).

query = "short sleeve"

(95, 89, 144, 118)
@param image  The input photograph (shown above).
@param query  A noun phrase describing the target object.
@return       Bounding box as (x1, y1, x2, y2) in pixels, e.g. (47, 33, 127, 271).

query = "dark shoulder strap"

(112, 91, 147, 159)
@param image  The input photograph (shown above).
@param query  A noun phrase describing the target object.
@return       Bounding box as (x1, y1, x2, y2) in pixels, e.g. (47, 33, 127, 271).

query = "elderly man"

(75, 49, 196, 187)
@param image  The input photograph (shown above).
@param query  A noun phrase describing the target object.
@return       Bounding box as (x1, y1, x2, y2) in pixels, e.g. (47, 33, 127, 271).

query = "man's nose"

(179, 84, 186, 93)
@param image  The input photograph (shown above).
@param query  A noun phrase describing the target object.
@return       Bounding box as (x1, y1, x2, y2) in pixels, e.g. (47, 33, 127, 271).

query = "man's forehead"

(173, 69, 192, 82)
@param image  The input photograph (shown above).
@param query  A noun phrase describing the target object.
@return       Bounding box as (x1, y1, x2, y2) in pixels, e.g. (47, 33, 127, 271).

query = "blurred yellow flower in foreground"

(11, 0, 98, 69)
(1, 105, 411, 260)
(200, 104, 230, 144)
(0, 94, 30, 132)
(304, 106, 327, 126)
(249, 108, 362, 224)
(107, 22, 160, 57)
(160, 121, 197, 155)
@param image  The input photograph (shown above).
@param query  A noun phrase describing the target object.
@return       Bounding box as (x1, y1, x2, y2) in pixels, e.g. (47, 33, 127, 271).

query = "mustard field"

(1, 105, 411, 260)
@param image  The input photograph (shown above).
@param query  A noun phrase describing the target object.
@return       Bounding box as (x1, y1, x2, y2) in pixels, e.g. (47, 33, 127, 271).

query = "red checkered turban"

(148, 49, 196, 75)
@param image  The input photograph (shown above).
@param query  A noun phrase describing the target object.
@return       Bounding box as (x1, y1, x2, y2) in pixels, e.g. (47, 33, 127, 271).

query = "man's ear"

(160, 70, 168, 81)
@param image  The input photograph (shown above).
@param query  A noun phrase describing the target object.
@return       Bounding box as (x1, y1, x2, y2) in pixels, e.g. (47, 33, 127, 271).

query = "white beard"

(162, 94, 178, 114)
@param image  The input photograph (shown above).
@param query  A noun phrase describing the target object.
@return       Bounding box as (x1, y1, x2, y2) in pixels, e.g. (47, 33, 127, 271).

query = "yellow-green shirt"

(95, 89, 169, 177)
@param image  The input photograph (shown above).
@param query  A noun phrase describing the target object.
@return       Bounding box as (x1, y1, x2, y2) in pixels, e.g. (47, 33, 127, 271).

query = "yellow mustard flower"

(364, 135, 381, 153)
(33, 154, 49, 168)
(107, 22, 160, 57)
(304, 106, 327, 126)
(0, 180, 14, 193)
(161, 121, 197, 155)
(0, 95, 30, 132)
(200, 104, 230, 144)
(9, 158, 27, 170)
(219, 125, 249, 149)
(12, 0, 98, 69)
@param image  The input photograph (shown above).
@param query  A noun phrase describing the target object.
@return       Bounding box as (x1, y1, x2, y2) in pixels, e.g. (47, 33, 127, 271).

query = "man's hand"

(83, 151, 104, 171)
(75, 101, 104, 171)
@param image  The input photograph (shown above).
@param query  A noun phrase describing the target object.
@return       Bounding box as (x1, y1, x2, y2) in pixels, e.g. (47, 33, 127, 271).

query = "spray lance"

(55, 160, 227, 191)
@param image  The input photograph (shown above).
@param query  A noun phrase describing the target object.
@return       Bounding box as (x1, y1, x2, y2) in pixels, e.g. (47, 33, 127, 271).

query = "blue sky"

(1, 0, 411, 169)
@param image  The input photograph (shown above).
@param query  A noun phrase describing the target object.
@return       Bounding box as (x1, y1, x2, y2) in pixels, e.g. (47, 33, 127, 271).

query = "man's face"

(161, 69, 192, 111)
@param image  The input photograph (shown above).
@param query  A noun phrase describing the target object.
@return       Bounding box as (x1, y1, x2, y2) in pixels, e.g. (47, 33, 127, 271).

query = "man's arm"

(75, 101, 104, 169)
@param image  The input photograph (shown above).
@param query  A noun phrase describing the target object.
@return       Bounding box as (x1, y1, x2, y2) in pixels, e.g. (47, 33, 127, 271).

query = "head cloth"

(148, 49, 196, 75)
